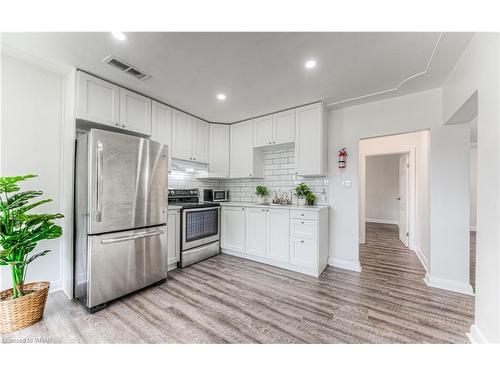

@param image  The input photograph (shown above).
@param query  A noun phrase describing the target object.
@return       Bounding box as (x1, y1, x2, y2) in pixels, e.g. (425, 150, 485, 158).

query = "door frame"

(398, 153, 410, 247)
(359, 147, 417, 251)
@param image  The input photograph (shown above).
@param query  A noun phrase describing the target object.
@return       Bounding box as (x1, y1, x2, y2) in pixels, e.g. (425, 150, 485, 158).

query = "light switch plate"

(342, 180, 352, 189)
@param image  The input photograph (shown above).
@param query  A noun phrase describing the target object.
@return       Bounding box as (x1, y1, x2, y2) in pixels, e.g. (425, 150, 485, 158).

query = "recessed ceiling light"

(305, 60, 317, 69)
(111, 31, 127, 41)
(217, 93, 226, 101)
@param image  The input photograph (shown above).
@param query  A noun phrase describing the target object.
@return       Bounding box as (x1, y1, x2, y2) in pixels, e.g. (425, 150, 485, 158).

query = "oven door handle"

(183, 206, 221, 213)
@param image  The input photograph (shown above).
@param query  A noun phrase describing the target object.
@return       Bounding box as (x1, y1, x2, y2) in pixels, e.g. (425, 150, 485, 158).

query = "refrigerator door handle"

(100, 230, 164, 245)
(96, 141, 104, 222)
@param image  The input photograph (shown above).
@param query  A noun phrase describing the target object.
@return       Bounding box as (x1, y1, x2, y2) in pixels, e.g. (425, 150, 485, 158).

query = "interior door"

(398, 154, 409, 247)
(89, 129, 167, 234)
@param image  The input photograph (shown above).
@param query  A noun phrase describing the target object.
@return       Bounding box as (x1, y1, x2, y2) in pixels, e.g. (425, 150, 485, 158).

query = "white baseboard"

(424, 273, 474, 296)
(365, 218, 398, 225)
(49, 279, 62, 293)
(328, 257, 362, 272)
(467, 324, 488, 343)
(413, 246, 428, 272)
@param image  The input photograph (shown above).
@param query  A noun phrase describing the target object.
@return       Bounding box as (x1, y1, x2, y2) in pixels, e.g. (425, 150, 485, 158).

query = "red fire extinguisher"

(338, 148, 347, 169)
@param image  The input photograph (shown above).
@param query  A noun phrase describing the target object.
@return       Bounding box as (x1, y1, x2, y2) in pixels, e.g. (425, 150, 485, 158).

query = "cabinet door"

(191, 118, 209, 163)
(290, 238, 317, 269)
(119, 88, 152, 135)
(151, 101, 172, 171)
(245, 208, 267, 257)
(221, 207, 246, 253)
(171, 110, 193, 161)
(77, 71, 120, 127)
(209, 124, 230, 178)
(167, 211, 180, 266)
(294, 102, 324, 176)
(253, 115, 274, 147)
(230, 120, 254, 178)
(273, 109, 295, 145)
(267, 209, 290, 262)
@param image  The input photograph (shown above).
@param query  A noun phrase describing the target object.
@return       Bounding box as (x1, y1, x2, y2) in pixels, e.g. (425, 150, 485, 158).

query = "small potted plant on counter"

(255, 185, 268, 204)
(305, 191, 316, 206)
(294, 183, 311, 206)
(0, 174, 63, 333)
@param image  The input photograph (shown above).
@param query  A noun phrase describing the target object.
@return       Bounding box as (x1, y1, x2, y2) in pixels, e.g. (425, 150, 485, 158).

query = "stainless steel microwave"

(203, 189, 229, 202)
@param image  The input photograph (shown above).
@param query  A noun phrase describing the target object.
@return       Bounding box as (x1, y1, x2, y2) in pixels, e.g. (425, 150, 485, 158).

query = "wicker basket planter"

(0, 281, 50, 334)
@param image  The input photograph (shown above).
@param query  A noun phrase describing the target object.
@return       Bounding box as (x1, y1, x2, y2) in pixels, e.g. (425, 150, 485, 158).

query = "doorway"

(358, 130, 430, 272)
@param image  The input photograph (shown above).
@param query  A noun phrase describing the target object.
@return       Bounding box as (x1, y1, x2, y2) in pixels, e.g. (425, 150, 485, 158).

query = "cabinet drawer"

(290, 210, 318, 221)
(290, 219, 318, 239)
(290, 238, 317, 269)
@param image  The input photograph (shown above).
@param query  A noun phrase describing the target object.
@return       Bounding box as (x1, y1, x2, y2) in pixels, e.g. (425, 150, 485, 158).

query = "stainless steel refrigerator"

(74, 129, 168, 313)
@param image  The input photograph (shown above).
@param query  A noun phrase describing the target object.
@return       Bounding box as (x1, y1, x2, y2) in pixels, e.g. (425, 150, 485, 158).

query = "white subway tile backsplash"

(168, 147, 329, 204)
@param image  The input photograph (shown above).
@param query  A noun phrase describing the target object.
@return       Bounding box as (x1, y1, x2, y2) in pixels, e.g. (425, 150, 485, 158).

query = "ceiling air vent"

(102, 55, 151, 81)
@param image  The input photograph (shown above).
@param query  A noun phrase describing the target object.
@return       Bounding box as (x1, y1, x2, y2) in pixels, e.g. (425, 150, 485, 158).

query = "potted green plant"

(0, 174, 63, 333)
(294, 183, 311, 206)
(255, 185, 268, 204)
(305, 191, 316, 206)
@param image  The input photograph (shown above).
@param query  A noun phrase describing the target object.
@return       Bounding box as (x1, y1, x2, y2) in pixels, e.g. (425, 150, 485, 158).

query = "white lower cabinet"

(290, 238, 317, 269)
(167, 209, 180, 269)
(221, 206, 246, 253)
(245, 208, 267, 257)
(221, 205, 328, 277)
(266, 208, 290, 262)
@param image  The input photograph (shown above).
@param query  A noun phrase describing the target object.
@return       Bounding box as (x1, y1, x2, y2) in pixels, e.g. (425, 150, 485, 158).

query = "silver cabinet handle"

(101, 230, 164, 244)
(96, 141, 104, 222)
(300, 240, 304, 243)
(301, 221, 304, 224)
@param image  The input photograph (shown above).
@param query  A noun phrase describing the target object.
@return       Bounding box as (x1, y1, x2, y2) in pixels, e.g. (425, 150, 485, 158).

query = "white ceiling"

(1, 32, 473, 123)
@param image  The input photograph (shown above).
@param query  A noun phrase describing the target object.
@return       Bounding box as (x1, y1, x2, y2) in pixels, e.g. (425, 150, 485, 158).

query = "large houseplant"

(0, 174, 63, 333)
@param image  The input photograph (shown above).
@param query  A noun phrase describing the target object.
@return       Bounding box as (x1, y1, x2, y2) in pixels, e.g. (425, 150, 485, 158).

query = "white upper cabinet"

(171, 110, 209, 163)
(230, 120, 263, 178)
(253, 115, 274, 147)
(208, 124, 230, 178)
(77, 71, 152, 136)
(119, 88, 152, 135)
(171, 109, 193, 161)
(151, 101, 172, 171)
(273, 109, 295, 145)
(77, 71, 120, 127)
(191, 118, 209, 163)
(294, 102, 327, 176)
(253, 109, 295, 148)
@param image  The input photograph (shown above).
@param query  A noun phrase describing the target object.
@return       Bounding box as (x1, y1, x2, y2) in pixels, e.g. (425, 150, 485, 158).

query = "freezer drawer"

(84, 226, 167, 309)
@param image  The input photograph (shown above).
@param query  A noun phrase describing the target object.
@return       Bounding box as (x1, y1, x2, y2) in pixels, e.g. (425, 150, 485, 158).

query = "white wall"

(0, 53, 66, 292)
(365, 154, 399, 225)
(470, 144, 477, 231)
(328, 88, 471, 295)
(443, 33, 500, 343)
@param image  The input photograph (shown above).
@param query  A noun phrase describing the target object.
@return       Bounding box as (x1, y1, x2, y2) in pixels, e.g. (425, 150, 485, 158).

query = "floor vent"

(102, 55, 151, 81)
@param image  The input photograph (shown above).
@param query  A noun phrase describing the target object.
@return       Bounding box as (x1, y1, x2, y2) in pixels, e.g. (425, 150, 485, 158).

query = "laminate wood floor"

(1, 223, 474, 344)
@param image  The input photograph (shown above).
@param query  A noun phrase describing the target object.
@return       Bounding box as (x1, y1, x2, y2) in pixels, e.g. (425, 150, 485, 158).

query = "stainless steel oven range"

(168, 188, 220, 267)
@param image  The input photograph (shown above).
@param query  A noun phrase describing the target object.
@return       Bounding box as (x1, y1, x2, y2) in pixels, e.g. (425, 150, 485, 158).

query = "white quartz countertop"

(168, 205, 181, 210)
(219, 201, 329, 212)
